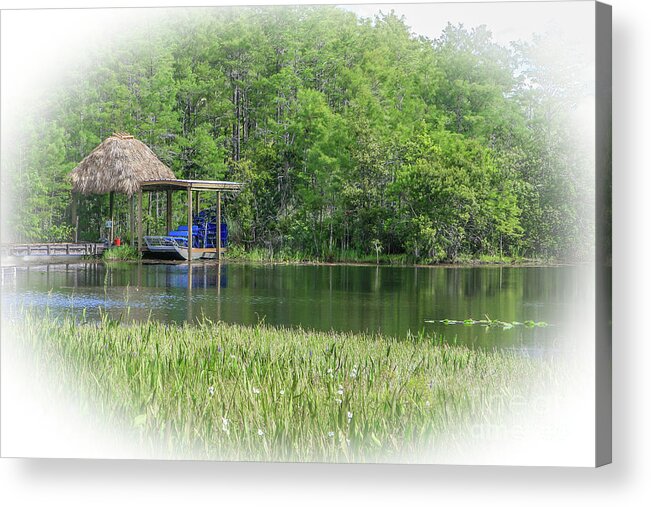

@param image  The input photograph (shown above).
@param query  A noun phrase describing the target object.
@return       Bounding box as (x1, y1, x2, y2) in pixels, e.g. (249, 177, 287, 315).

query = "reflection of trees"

(14, 263, 574, 351)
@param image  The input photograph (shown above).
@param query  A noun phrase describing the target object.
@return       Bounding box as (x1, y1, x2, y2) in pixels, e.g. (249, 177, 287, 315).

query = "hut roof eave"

(70, 133, 176, 197)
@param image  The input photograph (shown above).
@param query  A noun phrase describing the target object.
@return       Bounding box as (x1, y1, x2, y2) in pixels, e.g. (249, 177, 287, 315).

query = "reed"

(8, 312, 553, 462)
(102, 245, 141, 261)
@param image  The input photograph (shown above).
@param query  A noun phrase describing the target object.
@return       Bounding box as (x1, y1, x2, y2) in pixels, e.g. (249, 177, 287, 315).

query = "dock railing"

(0, 242, 106, 258)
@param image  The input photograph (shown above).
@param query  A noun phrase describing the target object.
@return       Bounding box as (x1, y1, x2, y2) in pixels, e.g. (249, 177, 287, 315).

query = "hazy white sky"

(343, 1, 594, 47)
(1, 1, 595, 136)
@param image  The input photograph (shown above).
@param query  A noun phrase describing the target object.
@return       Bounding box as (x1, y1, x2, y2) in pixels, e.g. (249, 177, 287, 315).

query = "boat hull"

(172, 245, 222, 261)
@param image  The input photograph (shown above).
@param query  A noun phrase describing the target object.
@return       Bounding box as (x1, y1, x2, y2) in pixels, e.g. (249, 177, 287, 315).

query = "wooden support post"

(196, 193, 201, 216)
(109, 191, 115, 245)
(187, 186, 193, 262)
(71, 192, 78, 243)
(145, 192, 150, 237)
(166, 190, 173, 234)
(137, 189, 143, 252)
(216, 191, 222, 261)
(129, 195, 135, 246)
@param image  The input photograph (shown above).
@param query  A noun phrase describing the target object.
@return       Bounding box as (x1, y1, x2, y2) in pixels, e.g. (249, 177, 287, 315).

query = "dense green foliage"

(5, 6, 593, 262)
(10, 312, 552, 461)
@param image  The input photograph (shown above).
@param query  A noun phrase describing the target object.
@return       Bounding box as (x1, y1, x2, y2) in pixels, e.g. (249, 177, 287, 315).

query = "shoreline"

(1, 253, 576, 269)
(223, 256, 574, 269)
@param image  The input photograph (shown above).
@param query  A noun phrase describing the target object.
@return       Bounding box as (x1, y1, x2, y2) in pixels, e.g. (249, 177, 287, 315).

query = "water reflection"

(1, 261, 590, 353)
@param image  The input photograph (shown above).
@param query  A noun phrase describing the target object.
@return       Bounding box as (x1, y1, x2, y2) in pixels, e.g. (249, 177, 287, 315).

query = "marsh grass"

(102, 245, 141, 262)
(9, 312, 553, 462)
(226, 245, 410, 265)
(225, 245, 547, 266)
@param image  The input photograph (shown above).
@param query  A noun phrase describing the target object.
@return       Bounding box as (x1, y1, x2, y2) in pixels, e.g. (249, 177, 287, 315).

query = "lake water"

(1, 261, 589, 353)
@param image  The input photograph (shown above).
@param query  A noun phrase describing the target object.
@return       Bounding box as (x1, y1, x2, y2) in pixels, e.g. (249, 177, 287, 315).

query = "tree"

(6, 6, 589, 263)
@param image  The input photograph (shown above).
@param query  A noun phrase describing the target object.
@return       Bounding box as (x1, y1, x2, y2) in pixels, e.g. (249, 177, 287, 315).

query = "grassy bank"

(225, 245, 546, 267)
(225, 245, 409, 265)
(102, 245, 141, 262)
(9, 313, 552, 462)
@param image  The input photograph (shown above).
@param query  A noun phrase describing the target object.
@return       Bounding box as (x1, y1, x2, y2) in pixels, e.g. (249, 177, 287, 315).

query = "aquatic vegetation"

(226, 245, 412, 266)
(427, 316, 549, 330)
(102, 245, 141, 262)
(8, 313, 554, 462)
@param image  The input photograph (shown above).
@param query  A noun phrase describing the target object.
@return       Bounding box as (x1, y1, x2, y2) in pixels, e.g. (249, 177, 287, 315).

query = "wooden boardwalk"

(0, 242, 106, 260)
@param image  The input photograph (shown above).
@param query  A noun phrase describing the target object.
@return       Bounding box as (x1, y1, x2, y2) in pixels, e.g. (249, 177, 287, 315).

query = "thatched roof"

(70, 132, 176, 197)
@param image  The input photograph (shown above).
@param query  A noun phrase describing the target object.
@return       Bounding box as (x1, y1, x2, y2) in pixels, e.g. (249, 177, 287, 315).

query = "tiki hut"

(70, 132, 176, 243)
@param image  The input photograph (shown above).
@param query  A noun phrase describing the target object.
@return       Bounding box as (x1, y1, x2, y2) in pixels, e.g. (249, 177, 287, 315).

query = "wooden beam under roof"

(140, 179, 244, 193)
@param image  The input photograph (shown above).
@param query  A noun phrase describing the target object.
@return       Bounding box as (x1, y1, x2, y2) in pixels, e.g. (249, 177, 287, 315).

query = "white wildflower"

(257, 428, 265, 436)
(425, 401, 431, 407)
(337, 385, 344, 395)
(336, 398, 342, 405)
(252, 387, 260, 395)
(347, 411, 353, 422)
(328, 431, 335, 438)
(208, 386, 215, 396)
(279, 389, 285, 395)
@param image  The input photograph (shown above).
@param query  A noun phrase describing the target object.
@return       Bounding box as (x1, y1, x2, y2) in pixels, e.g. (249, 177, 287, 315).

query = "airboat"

(137, 178, 243, 261)
(144, 207, 229, 261)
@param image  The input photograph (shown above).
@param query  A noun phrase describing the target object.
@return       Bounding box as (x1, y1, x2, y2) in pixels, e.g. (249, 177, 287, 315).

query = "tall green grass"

(102, 245, 141, 261)
(9, 313, 553, 462)
(226, 245, 410, 265)
(225, 245, 549, 266)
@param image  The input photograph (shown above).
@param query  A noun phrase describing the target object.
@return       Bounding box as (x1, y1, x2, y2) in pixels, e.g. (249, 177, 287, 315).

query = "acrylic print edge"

(595, 0, 612, 467)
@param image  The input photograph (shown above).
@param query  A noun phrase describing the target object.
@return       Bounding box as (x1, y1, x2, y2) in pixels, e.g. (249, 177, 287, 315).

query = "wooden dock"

(0, 242, 106, 260)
